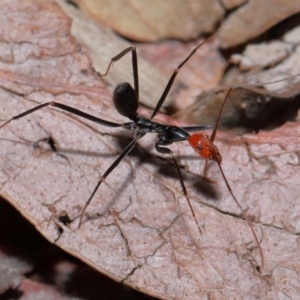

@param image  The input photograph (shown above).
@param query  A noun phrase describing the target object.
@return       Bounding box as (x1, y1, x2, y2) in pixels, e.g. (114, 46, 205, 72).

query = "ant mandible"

(0, 29, 265, 266)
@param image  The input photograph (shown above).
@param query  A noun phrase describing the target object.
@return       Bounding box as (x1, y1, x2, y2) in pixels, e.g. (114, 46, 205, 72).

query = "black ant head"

(113, 82, 138, 120)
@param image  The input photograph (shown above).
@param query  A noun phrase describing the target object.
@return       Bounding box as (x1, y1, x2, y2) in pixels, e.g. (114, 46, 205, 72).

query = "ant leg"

(209, 75, 300, 265)
(155, 143, 202, 235)
(151, 28, 221, 120)
(187, 71, 300, 267)
(0, 101, 124, 130)
(210, 87, 233, 142)
(99, 47, 139, 100)
(190, 132, 264, 265)
(216, 162, 264, 266)
(202, 160, 218, 183)
(204, 160, 209, 178)
(78, 137, 138, 228)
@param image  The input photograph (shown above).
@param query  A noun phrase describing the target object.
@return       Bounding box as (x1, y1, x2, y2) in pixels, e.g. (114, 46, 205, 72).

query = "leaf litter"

(0, 1, 300, 299)
(0, 248, 32, 294)
(71, 0, 224, 42)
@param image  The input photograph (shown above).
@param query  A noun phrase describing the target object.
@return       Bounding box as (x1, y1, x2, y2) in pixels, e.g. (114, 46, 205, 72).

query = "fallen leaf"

(231, 41, 292, 71)
(53, 0, 172, 111)
(64, 0, 300, 52)
(0, 198, 153, 299)
(220, 0, 246, 10)
(72, 0, 224, 42)
(57, 1, 300, 130)
(0, 249, 32, 294)
(138, 38, 227, 111)
(219, 0, 300, 48)
(1, 1, 300, 300)
(175, 21, 300, 133)
(175, 85, 300, 134)
(20, 278, 77, 300)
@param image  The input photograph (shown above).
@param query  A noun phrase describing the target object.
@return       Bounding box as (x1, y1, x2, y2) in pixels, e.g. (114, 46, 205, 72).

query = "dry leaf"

(66, 0, 300, 50)
(0, 199, 152, 299)
(72, 0, 224, 42)
(20, 278, 78, 300)
(219, 0, 300, 48)
(138, 38, 227, 111)
(57, 1, 300, 127)
(1, 1, 300, 300)
(175, 21, 300, 133)
(176, 84, 300, 134)
(220, 0, 246, 10)
(53, 0, 171, 111)
(0, 249, 32, 293)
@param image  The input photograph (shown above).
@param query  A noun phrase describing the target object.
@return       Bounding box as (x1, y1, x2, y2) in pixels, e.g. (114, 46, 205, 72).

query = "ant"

(0, 29, 271, 267)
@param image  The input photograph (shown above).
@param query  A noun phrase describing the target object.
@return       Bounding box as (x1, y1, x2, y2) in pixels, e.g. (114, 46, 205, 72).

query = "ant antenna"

(150, 23, 224, 119)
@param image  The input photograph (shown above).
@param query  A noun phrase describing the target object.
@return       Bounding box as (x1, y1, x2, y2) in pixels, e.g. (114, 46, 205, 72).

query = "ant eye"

(197, 144, 203, 150)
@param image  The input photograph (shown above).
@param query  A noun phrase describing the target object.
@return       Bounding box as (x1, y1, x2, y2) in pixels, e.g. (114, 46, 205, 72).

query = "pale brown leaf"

(0, 198, 152, 299)
(1, 1, 300, 300)
(138, 38, 227, 112)
(20, 278, 78, 300)
(65, 0, 300, 51)
(53, 0, 170, 111)
(72, 0, 224, 42)
(220, 0, 246, 10)
(0, 249, 32, 293)
(219, 0, 300, 48)
(175, 21, 300, 133)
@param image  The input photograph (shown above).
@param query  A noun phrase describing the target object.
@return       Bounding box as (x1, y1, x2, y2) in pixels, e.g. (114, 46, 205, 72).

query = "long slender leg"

(0, 101, 124, 129)
(210, 87, 233, 142)
(151, 32, 220, 120)
(78, 137, 138, 228)
(203, 160, 210, 180)
(216, 162, 264, 266)
(155, 143, 202, 235)
(99, 47, 139, 100)
(204, 76, 296, 267)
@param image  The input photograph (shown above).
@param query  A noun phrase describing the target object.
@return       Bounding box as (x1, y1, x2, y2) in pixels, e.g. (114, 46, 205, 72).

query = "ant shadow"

(115, 135, 220, 202)
(0, 133, 221, 225)
(57, 134, 221, 207)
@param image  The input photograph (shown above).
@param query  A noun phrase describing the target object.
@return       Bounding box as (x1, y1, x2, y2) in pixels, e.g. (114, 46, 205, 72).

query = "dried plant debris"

(70, 0, 300, 48)
(54, 0, 173, 111)
(56, 0, 300, 130)
(177, 22, 300, 133)
(138, 38, 227, 111)
(0, 199, 153, 299)
(230, 41, 293, 71)
(218, 0, 300, 48)
(220, 0, 246, 10)
(56, 0, 226, 113)
(0, 1, 300, 300)
(175, 85, 300, 133)
(71, 0, 224, 42)
(0, 249, 32, 294)
(18, 279, 81, 300)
